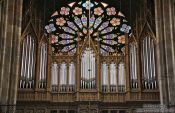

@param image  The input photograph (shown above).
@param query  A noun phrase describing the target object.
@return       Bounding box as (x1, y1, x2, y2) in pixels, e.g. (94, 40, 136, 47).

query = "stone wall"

(0, 0, 23, 112)
(155, 0, 175, 109)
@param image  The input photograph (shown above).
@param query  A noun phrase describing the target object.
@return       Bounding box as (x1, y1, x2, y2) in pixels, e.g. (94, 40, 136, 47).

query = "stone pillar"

(0, 0, 4, 104)
(0, 0, 23, 113)
(155, 0, 175, 109)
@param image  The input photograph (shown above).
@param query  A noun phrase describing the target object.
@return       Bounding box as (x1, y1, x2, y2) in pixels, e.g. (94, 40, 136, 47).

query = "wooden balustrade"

(17, 90, 159, 102)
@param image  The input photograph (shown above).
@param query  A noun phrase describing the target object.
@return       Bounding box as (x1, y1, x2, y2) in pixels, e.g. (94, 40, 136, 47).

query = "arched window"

(51, 62, 58, 92)
(68, 62, 75, 91)
(129, 43, 138, 89)
(110, 62, 117, 92)
(101, 62, 108, 92)
(60, 62, 67, 92)
(45, 1, 131, 54)
(19, 35, 36, 89)
(118, 62, 126, 92)
(39, 43, 47, 89)
(44, 0, 132, 93)
(141, 36, 156, 89)
(81, 48, 96, 89)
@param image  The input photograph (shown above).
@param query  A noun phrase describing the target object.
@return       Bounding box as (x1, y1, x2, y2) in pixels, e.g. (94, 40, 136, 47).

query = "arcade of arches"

(0, 0, 175, 113)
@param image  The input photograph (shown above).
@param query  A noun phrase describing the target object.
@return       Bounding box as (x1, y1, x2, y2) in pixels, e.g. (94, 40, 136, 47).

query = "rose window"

(45, 0, 131, 55)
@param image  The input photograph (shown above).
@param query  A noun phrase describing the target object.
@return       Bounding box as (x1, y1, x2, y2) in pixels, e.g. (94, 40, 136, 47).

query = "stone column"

(155, 0, 175, 109)
(0, 0, 5, 104)
(0, 0, 23, 113)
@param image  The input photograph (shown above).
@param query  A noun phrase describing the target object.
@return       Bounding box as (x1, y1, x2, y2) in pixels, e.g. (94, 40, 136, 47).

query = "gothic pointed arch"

(45, 0, 131, 55)
(139, 22, 157, 90)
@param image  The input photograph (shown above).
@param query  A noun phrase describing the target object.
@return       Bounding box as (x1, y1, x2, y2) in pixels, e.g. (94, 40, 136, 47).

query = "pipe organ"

(141, 36, 156, 89)
(17, 1, 160, 113)
(51, 62, 58, 92)
(17, 34, 160, 113)
(129, 43, 138, 89)
(81, 48, 96, 89)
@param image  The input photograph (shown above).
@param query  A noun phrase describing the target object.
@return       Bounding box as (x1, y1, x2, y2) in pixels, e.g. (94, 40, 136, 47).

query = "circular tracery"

(45, 0, 131, 55)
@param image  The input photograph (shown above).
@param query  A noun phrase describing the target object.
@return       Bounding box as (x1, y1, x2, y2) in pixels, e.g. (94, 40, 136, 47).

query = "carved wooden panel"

(130, 92, 140, 100)
(18, 91, 35, 101)
(79, 92, 98, 101)
(102, 93, 126, 102)
(51, 93, 75, 102)
(35, 92, 47, 101)
(141, 91, 159, 100)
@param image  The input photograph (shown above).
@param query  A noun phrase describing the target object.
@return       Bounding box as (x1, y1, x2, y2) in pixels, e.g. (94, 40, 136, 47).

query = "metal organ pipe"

(81, 55, 83, 89)
(133, 44, 137, 80)
(32, 40, 36, 84)
(39, 44, 43, 87)
(44, 44, 47, 82)
(21, 39, 25, 78)
(25, 37, 28, 79)
(129, 44, 133, 81)
(42, 44, 46, 81)
(90, 52, 92, 89)
(29, 37, 33, 79)
(148, 37, 153, 89)
(143, 39, 146, 88)
(25, 36, 29, 79)
(81, 49, 96, 89)
(152, 39, 156, 89)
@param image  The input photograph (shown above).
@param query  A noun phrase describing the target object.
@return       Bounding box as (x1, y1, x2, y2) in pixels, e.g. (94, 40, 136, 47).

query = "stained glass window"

(45, 0, 131, 54)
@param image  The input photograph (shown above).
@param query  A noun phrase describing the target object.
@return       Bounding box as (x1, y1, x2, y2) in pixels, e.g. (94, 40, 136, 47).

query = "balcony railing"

(102, 85, 117, 92)
(51, 85, 76, 93)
